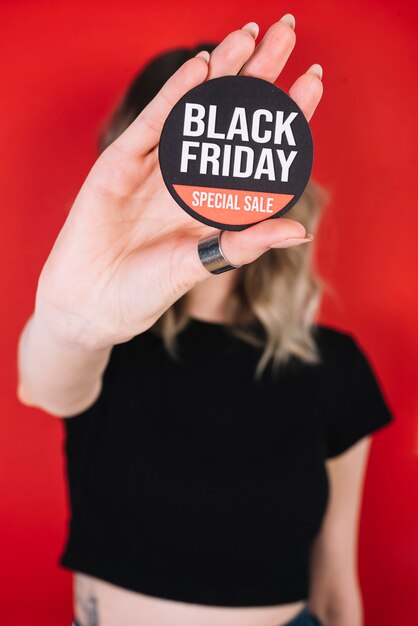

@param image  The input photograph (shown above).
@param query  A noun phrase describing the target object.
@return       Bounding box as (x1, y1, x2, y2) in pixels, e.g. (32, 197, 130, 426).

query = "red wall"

(1, 1, 417, 624)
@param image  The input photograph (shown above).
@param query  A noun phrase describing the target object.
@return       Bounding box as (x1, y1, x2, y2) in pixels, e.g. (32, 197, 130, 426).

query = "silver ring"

(197, 231, 242, 275)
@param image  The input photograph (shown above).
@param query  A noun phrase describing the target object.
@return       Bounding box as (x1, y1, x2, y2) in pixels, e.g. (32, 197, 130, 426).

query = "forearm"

(17, 310, 112, 417)
(308, 579, 363, 626)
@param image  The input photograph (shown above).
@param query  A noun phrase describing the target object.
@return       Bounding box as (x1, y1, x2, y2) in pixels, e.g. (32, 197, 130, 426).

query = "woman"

(17, 13, 394, 626)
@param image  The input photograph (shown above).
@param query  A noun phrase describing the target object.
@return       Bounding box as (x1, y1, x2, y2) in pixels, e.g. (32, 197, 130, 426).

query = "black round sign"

(159, 75, 313, 231)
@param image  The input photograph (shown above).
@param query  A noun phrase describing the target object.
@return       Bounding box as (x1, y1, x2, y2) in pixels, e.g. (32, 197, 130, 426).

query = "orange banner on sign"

(173, 184, 294, 226)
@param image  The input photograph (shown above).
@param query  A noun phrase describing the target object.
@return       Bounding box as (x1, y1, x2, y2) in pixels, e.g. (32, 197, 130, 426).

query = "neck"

(185, 269, 243, 323)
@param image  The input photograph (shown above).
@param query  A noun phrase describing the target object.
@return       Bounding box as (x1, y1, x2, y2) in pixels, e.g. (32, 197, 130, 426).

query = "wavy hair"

(99, 44, 330, 377)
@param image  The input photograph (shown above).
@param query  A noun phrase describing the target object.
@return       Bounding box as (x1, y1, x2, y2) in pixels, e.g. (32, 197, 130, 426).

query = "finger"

(220, 218, 310, 265)
(111, 55, 210, 156)
(178, 218, 311, 287)
(288, 65, 324, 121)
(206, 24, 257, 80)
(239, 14, 296, 83)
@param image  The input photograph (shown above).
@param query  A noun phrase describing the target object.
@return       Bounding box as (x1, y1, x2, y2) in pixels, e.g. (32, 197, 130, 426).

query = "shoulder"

(310, 323, 378, 382)
(312, 323, 364, 362)
(308, 323, 391, 411)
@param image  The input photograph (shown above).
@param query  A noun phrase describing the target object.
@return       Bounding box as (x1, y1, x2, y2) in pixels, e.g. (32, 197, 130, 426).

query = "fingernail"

(242, 22, 259, 39)
(279, 13, 295, 30)
(306, 63, 323, 80)
(269, 233, 314, 249)
(195, 50, 210, 63)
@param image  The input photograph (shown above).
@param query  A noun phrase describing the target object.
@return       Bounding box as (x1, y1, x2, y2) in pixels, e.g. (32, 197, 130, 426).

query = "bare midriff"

(74, 572, 306, 626)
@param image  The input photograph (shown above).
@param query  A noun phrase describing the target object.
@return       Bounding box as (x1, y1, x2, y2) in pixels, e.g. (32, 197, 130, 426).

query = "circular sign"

(159, 75, 313, 231)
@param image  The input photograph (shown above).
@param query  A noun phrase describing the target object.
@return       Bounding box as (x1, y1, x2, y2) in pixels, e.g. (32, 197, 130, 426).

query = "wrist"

(18, 308, 113, 415)
(33, 295, 114, 353)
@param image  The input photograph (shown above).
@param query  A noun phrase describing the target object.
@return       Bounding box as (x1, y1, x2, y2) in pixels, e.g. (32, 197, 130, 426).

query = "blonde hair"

(153, 180, 330, 378)
(99, 46, 330, 378)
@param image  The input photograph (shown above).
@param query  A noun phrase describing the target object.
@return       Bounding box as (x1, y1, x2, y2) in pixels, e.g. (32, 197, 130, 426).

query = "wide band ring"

(197, 231, 242, 275)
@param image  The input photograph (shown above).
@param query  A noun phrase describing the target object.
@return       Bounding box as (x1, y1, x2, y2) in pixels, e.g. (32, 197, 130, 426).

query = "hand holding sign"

(36, 15, 323, 350)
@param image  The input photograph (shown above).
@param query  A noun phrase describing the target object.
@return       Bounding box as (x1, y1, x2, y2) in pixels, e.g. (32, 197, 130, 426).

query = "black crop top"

(59, 320, 394, 607)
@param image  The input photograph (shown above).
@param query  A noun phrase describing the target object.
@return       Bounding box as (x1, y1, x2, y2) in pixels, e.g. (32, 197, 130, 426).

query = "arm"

(16, 17, 323, 419)
(307, 436, 372, 626)
(17, 309, 112, 417)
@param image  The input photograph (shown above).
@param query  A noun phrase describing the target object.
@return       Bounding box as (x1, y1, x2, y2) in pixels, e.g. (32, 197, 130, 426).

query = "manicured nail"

(269, 233, 314, 249)
(242, 22, 259, 39)
(306, 63, 323, 80)
(195, 50, 210, 62)
(279, 13, 295, 30)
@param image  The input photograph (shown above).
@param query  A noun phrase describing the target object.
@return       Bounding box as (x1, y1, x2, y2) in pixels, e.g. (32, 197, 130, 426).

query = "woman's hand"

(36, 13, 323, 350)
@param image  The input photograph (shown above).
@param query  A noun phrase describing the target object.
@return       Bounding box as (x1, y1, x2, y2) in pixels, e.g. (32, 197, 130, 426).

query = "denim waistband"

(284, 604, 323, 625)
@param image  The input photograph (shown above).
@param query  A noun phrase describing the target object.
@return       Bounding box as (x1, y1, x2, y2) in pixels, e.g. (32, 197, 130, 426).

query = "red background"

(1, 1, 417, 624)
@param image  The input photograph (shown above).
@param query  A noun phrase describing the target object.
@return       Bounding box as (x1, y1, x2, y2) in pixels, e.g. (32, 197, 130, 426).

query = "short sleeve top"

(320, 330, 394, 458)
(59, 321, 394, 607)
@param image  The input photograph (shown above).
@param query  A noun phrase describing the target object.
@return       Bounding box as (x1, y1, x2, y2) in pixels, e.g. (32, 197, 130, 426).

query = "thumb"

(220, 218, 313, 263)
(187, 218, 313, 283)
